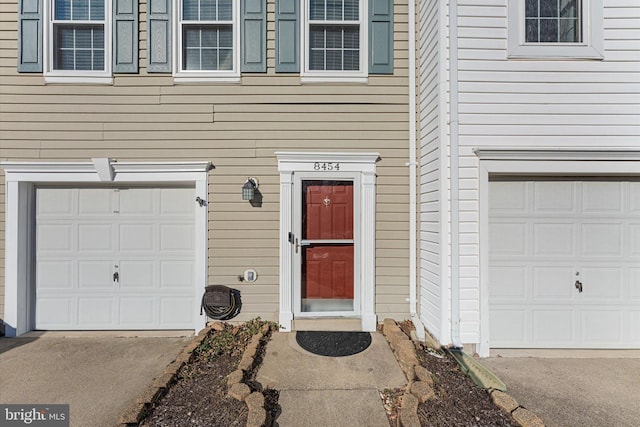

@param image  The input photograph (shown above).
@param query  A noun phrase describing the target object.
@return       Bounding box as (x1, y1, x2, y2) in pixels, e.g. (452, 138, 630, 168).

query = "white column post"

(361, 170, 377, 331)
(278, 172, 294, 331)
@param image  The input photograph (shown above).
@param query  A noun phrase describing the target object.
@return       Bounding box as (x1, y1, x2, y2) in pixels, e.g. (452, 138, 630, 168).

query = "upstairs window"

(508, 0, 603, 59)
(308, 0, 361, 72)
(178, 0, 237, 74)
(52, 0, 106, 71)
(525, 0, 581, 43)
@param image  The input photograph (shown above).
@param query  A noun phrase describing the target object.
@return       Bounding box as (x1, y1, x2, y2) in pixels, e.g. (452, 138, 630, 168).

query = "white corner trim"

(1, 160, 212, 337)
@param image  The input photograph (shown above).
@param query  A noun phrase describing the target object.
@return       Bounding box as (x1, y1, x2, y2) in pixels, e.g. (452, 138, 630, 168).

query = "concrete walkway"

(256, 331, 406, 427)
(0, 335, 190, 427)
(482, 350, 640, 427)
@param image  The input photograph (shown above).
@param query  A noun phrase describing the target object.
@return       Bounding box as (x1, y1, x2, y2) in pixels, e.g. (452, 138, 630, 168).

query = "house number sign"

(313, 162, 340, 171)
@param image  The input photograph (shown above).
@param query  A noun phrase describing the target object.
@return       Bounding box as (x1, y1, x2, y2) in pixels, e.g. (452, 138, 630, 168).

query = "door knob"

(575, 280, 583, 293)
(113, 272, 119, 283)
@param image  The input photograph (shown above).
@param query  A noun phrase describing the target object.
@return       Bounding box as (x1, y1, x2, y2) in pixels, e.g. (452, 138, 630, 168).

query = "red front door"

(301, 180, 354, 311)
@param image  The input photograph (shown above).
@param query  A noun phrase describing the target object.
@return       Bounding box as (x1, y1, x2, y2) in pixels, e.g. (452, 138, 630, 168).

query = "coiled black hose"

(200, 285, 242, 320)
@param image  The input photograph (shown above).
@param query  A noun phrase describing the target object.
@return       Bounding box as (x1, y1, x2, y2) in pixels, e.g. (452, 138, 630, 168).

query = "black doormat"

(295, 331, 372, 357)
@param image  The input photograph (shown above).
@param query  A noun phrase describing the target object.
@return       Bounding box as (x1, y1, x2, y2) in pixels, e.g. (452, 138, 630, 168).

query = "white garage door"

(36, 187, 196, 330)
(489, 179, 640, 348)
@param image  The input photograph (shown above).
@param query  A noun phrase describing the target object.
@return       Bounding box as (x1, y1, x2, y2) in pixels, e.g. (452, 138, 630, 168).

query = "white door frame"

(1, 159, 212, 337)
(475, 149, 640, 357)
(276, 152, 379, 332)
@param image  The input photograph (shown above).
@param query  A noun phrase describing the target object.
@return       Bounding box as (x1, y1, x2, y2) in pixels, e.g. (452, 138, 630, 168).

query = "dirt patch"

(140, 320, 276, 427)
(415, 345, 518, 427)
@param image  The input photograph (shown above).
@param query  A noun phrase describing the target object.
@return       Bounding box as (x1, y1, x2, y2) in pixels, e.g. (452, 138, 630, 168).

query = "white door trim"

(1, 159, 212, 337)
(476, 149, 640, 357)
(276, 152, 380, 332)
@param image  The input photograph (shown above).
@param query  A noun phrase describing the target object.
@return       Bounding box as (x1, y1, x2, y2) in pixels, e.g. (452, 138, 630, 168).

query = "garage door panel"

(490, 223, 527, 256)
(581, 310, 624, 345)
(120, 224, 154, 252)
(38, 224, 73, 252)
(631, 269, 640, 300)
(120, 260, 155, 289)
(78, 297, 114, 326)
(160, 298, 194, 326)
(119, 297, 155, 326)
(490, 309, 528, 347)
(581, 224, 623, 256)
(78, 261, 113, 289)
(532, 267, 575, 301)
(37, 261, 73, 289)
(160, 261, 194, 289)
(489, 266, 527, 299)
(160, 224, 194, 252)
(532, 310, 575, 345)
(119, 189, 155, 215)
(631, 183, 640, 212)
(38, 188, 74, 216)
(631, 312, 640, 344)
(630, 225, 640, 256)
(533, 223, 575, 256)
(534, 181, 575, 213)
(581, 267, 623, 301)
(78, 189, 115, 216)
(161, 188, 196, 215)
(79, 224, 115, 252)
(36, 298, 73, 328)
(582, 182, 624, 214)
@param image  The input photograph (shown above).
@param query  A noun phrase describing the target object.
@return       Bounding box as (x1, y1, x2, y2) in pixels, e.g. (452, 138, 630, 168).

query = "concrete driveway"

(482, 350, 640, 427)
(0, 333, 191, 427)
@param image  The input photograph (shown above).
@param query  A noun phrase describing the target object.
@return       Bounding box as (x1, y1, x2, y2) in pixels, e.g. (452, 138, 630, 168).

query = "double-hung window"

(46, 0, 111, 80)
(508, 0, 603, 59)
(176, 0, 240, 79)
(302, 0, 367, 81)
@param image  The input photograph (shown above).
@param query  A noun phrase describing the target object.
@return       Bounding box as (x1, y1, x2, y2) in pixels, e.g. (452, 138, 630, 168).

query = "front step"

(292, 318, 362, 331)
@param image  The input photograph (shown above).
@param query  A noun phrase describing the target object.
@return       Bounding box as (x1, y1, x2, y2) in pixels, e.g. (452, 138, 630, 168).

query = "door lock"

(575, 280, 583, 293)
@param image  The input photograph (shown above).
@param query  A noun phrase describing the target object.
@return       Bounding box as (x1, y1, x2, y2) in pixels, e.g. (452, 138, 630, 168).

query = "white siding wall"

(456, 0, 640, 344)
(418, 0, 445, 340)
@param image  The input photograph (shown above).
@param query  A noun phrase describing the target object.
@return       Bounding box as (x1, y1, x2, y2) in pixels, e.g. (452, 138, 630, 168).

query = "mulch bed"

(139, 319, 517, 427)
(140, 319, 276, 427)
(415, 346, 519, 427)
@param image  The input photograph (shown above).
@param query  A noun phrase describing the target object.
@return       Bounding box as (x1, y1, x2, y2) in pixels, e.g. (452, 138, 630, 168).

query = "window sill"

(173, 76, 241, 84)
(44, 75, 114, 85)
(507, 43, 604, 60)
(301, 76, 368, 84)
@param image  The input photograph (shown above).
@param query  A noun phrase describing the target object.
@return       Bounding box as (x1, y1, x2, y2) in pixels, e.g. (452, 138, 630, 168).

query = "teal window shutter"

(147, 0, 172, 73)
(241, 0, 267, 72)
(17, 0, 42, 72)
(275, 0, 299, 73)
(113, 0, 139, 73)
(368, 0, 393, 74)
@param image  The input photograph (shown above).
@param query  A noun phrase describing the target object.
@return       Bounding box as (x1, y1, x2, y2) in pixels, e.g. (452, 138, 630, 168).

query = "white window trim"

(173, 0, 241, 82)
(276, 151, 379, 332)
(507, 0, 604, 60)
(301, 0, 368, 82)
(475, 148, 640, 357)
(43, 0, 114, 84)
(0, 159, 212, 337)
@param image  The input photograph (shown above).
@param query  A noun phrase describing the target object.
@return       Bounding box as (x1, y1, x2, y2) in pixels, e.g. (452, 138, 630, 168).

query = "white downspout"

(409, 0, 425, 341)
(449, 0, 462, 349)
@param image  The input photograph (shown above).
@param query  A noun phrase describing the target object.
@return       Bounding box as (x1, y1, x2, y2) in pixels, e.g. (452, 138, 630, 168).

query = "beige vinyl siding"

(0, 0, 411, 326)
(455, 0, 640, 344)
(418, 0, 445, 341)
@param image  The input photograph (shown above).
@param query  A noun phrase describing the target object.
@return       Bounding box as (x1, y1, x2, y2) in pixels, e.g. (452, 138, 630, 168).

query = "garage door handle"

(575, 280, 582, 293)
(113, 272, 119, 283)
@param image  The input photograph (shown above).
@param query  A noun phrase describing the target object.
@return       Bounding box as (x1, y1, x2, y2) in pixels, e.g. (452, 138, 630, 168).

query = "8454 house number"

(313, 162, 340, 171)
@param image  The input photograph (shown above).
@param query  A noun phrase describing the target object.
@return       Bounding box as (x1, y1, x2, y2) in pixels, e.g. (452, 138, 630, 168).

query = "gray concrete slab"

(0, 336, 190, 427)
(482, 354, 640, 427)
(257, 332, 406, 427)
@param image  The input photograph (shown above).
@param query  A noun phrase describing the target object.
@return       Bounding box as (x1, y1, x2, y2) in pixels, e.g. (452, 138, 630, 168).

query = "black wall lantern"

(242, 177, 259, 201)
